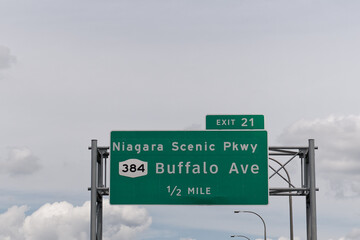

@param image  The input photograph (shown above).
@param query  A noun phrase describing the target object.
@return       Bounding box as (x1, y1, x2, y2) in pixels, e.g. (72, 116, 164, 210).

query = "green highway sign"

(110, 131, 268, 205)
(206, 115, 265, 130)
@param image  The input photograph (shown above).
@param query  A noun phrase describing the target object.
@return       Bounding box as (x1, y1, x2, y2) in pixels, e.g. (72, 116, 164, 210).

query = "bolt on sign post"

(110, 130, 268, 205)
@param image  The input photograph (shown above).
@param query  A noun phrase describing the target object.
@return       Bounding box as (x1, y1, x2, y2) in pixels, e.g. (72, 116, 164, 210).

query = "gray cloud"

(0, 200, 151, 240)
(344, 228, 360, 240)
(0, 45, 16, 70)
(184, 124, 203, 130)
(0, 147, 42, 176)
(278, 115, 360, 198)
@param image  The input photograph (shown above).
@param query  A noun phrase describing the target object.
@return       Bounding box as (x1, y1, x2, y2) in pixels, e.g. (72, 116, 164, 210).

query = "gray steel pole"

(97, 152, 103, 240)
(234, 210, 266, 240)
(90, 140, 97, 240)
(304, 146, 310, 240)
(97, 196, 103, 240)
(307, 139, 317, 240)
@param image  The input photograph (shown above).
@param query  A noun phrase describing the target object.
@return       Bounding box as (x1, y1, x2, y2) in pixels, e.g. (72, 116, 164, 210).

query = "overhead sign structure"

(110, 130, 268, 205)
(206, 115, 265, 130)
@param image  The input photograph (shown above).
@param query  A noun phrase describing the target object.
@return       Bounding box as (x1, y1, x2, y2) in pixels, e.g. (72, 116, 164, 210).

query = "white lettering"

(180, 144, 186, 151)
(251, 144, 257, 153)
(229, 162, 239, 174)
(126, 144, 132, 151)
(185, 162, 191, 174)
(188, 187, 211, 195)
(224, 142, 231, 151)
(172, 142, 215, 152)
(113, 142, 120, 151)
(240, 144, 249, 151)
(251, 164, 259, 174)
(240, 164, 248, 173)
(156, 163, 164, 174)
(232, 142, 239, 151)
(156, 162, 218, 175)
(112, 142, 163, 154)
(229, 163, 260, 175)
(209, 144, 215, 151)
(223, 142, 258, 153)
(209, 164, 218, 174)
(135, 144, 141, 153)
(167, 165, 175, 174)
(203, 162, 207, 174)
(178, 162, 183, 174)
(188, 144, 194, 151)
(216, 119, 236, 126)
(172, 142, 179, 151)
(193, 164, 200, 174)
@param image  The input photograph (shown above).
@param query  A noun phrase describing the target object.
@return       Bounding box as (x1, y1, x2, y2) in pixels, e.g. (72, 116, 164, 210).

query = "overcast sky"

(1, 0, 360, 239)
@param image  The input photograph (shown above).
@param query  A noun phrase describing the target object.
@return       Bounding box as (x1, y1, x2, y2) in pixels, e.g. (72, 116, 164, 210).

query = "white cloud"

(329, 228, 360, 240)
(103, 201, 152, 240)
(0, 205, 27, 240)
(277, 237, 301, 240)
(0, 200, 151, 240)
(0, 147, 42, 176)
(0, 45, 16, 70)
(23, 201, 89, 240)
(278, 115, 360, 197)
(278, 237, 289, 240)
(180, 238, 196, 240)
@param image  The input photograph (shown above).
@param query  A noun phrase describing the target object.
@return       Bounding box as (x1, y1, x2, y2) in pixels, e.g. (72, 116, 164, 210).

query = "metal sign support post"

(306, 139, 317, 240)
(89, 140, 109, 240)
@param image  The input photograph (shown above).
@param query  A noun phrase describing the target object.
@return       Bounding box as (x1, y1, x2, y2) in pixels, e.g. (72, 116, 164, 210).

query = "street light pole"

(234, 210, 266, 240)
(231, 234, 251, 240)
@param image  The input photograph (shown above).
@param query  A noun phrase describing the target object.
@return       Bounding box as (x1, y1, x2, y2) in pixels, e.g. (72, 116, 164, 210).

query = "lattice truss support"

(269, 139, 318, 240)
